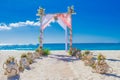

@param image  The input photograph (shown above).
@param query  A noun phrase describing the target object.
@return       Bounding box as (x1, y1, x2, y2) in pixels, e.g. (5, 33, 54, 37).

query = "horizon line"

(0, 42, 120, 46)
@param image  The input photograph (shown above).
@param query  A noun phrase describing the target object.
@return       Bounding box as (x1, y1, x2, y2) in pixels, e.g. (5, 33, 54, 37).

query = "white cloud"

(0, 23, 11, 30)
(0, 20, 40, 30)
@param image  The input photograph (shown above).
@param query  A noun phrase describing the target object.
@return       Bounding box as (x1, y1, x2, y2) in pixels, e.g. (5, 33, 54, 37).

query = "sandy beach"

(0, 50, 120, 80)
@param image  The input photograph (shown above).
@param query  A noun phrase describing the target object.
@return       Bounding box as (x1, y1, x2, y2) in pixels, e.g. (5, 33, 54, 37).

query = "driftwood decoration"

(27, 52, 35, 64)
(35, 48, 44, 56)
(19, 54, 30, 71)
(84, 59, 95, 66)
(92, 54, 113, 74)
(81, 51, 95, 66)
(71, 48, 77, 56)
(33, 52, 41, 59)
(71, 48, 82, 59)
(75, 50, 82, 59)
(3, 57, 19, 77)
(81, 51, 93, 61)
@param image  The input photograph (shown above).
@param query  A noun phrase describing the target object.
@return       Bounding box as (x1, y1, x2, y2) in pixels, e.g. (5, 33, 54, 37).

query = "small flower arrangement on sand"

(81, 50, 95, 66)
(35, 47, 44, 56)
(35, 47, 50, 56)
(92, 54, 113, 74)
(81, 50, 93, 60)
(68, 48, 82, 59)
(33, 52, 41, 59)
(3, 56, 19, 77)
(19, 53, 30, 71)
(26, 52, 35, 64)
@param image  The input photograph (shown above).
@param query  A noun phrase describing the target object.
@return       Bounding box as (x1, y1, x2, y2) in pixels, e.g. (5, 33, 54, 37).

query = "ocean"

(0, 43, 120, 50)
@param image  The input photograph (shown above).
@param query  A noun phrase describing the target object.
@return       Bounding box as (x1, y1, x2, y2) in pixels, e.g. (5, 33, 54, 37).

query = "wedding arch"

(36, 6, 75, 52)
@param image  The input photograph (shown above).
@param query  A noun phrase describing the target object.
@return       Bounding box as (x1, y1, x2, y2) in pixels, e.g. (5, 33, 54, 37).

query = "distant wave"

(0, 43, 120, 50)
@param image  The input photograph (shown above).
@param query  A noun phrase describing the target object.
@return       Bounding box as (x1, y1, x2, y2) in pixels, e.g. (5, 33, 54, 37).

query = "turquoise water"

(0, 43, 120, 50)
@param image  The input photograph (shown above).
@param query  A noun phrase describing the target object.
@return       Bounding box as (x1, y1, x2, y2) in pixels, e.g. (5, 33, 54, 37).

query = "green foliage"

(84, 50, 90, 55)
(91, 63, 96, 69)
(43, 49, 50, 56)
(21, 53, 27, 58)
(35, 47, 44, 55)
(38, 36, 40, 42)
(97, 54, 106, 64)
(97, 54, 106, 61)
(68, 50, 72, 55)
(35, 47, 41, 52)
(82, 50, 90, 56)
(27, 59, 33, 64)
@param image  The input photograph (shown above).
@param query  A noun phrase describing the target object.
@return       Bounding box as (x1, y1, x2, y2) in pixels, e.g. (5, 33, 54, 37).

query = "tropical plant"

(43, 49, 50, 56)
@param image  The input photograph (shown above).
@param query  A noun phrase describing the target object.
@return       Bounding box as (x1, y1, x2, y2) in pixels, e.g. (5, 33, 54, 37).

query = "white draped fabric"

(57, 17, 68, 51)
(57, 14, 71, 29)
(40, 13, 71, 51)
(41, 13, 71, 30)
(41, 14, 55, 30)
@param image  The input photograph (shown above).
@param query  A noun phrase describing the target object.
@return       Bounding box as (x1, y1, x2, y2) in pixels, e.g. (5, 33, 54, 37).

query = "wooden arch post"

(68, 6, 76, 52)
(36, 7, 45, 49)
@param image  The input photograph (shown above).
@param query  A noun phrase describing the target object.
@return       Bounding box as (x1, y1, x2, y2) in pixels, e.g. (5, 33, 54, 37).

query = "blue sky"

(0, 0, 120, 44)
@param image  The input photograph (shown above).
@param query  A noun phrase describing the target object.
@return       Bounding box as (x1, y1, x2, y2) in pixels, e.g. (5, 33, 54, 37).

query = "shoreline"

(0, 50, 120, 51)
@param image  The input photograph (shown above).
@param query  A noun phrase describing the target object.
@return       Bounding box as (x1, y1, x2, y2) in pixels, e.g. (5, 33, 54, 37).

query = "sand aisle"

(0, 51, 76, 80)
(0, 50, 120, 80)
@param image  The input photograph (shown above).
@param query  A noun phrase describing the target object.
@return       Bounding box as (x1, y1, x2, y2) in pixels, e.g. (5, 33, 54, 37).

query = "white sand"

(0, 50, 120, 80)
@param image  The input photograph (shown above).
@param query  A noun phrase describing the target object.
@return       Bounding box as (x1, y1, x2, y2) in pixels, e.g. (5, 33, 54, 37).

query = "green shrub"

(21, 53, 27, 58)
(84, 50, 90, 55)
(68, 50, 72, 55)
(97, 54, 106, 61)
(43, 49, 50, 56)
(82, 50, 89, 56)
